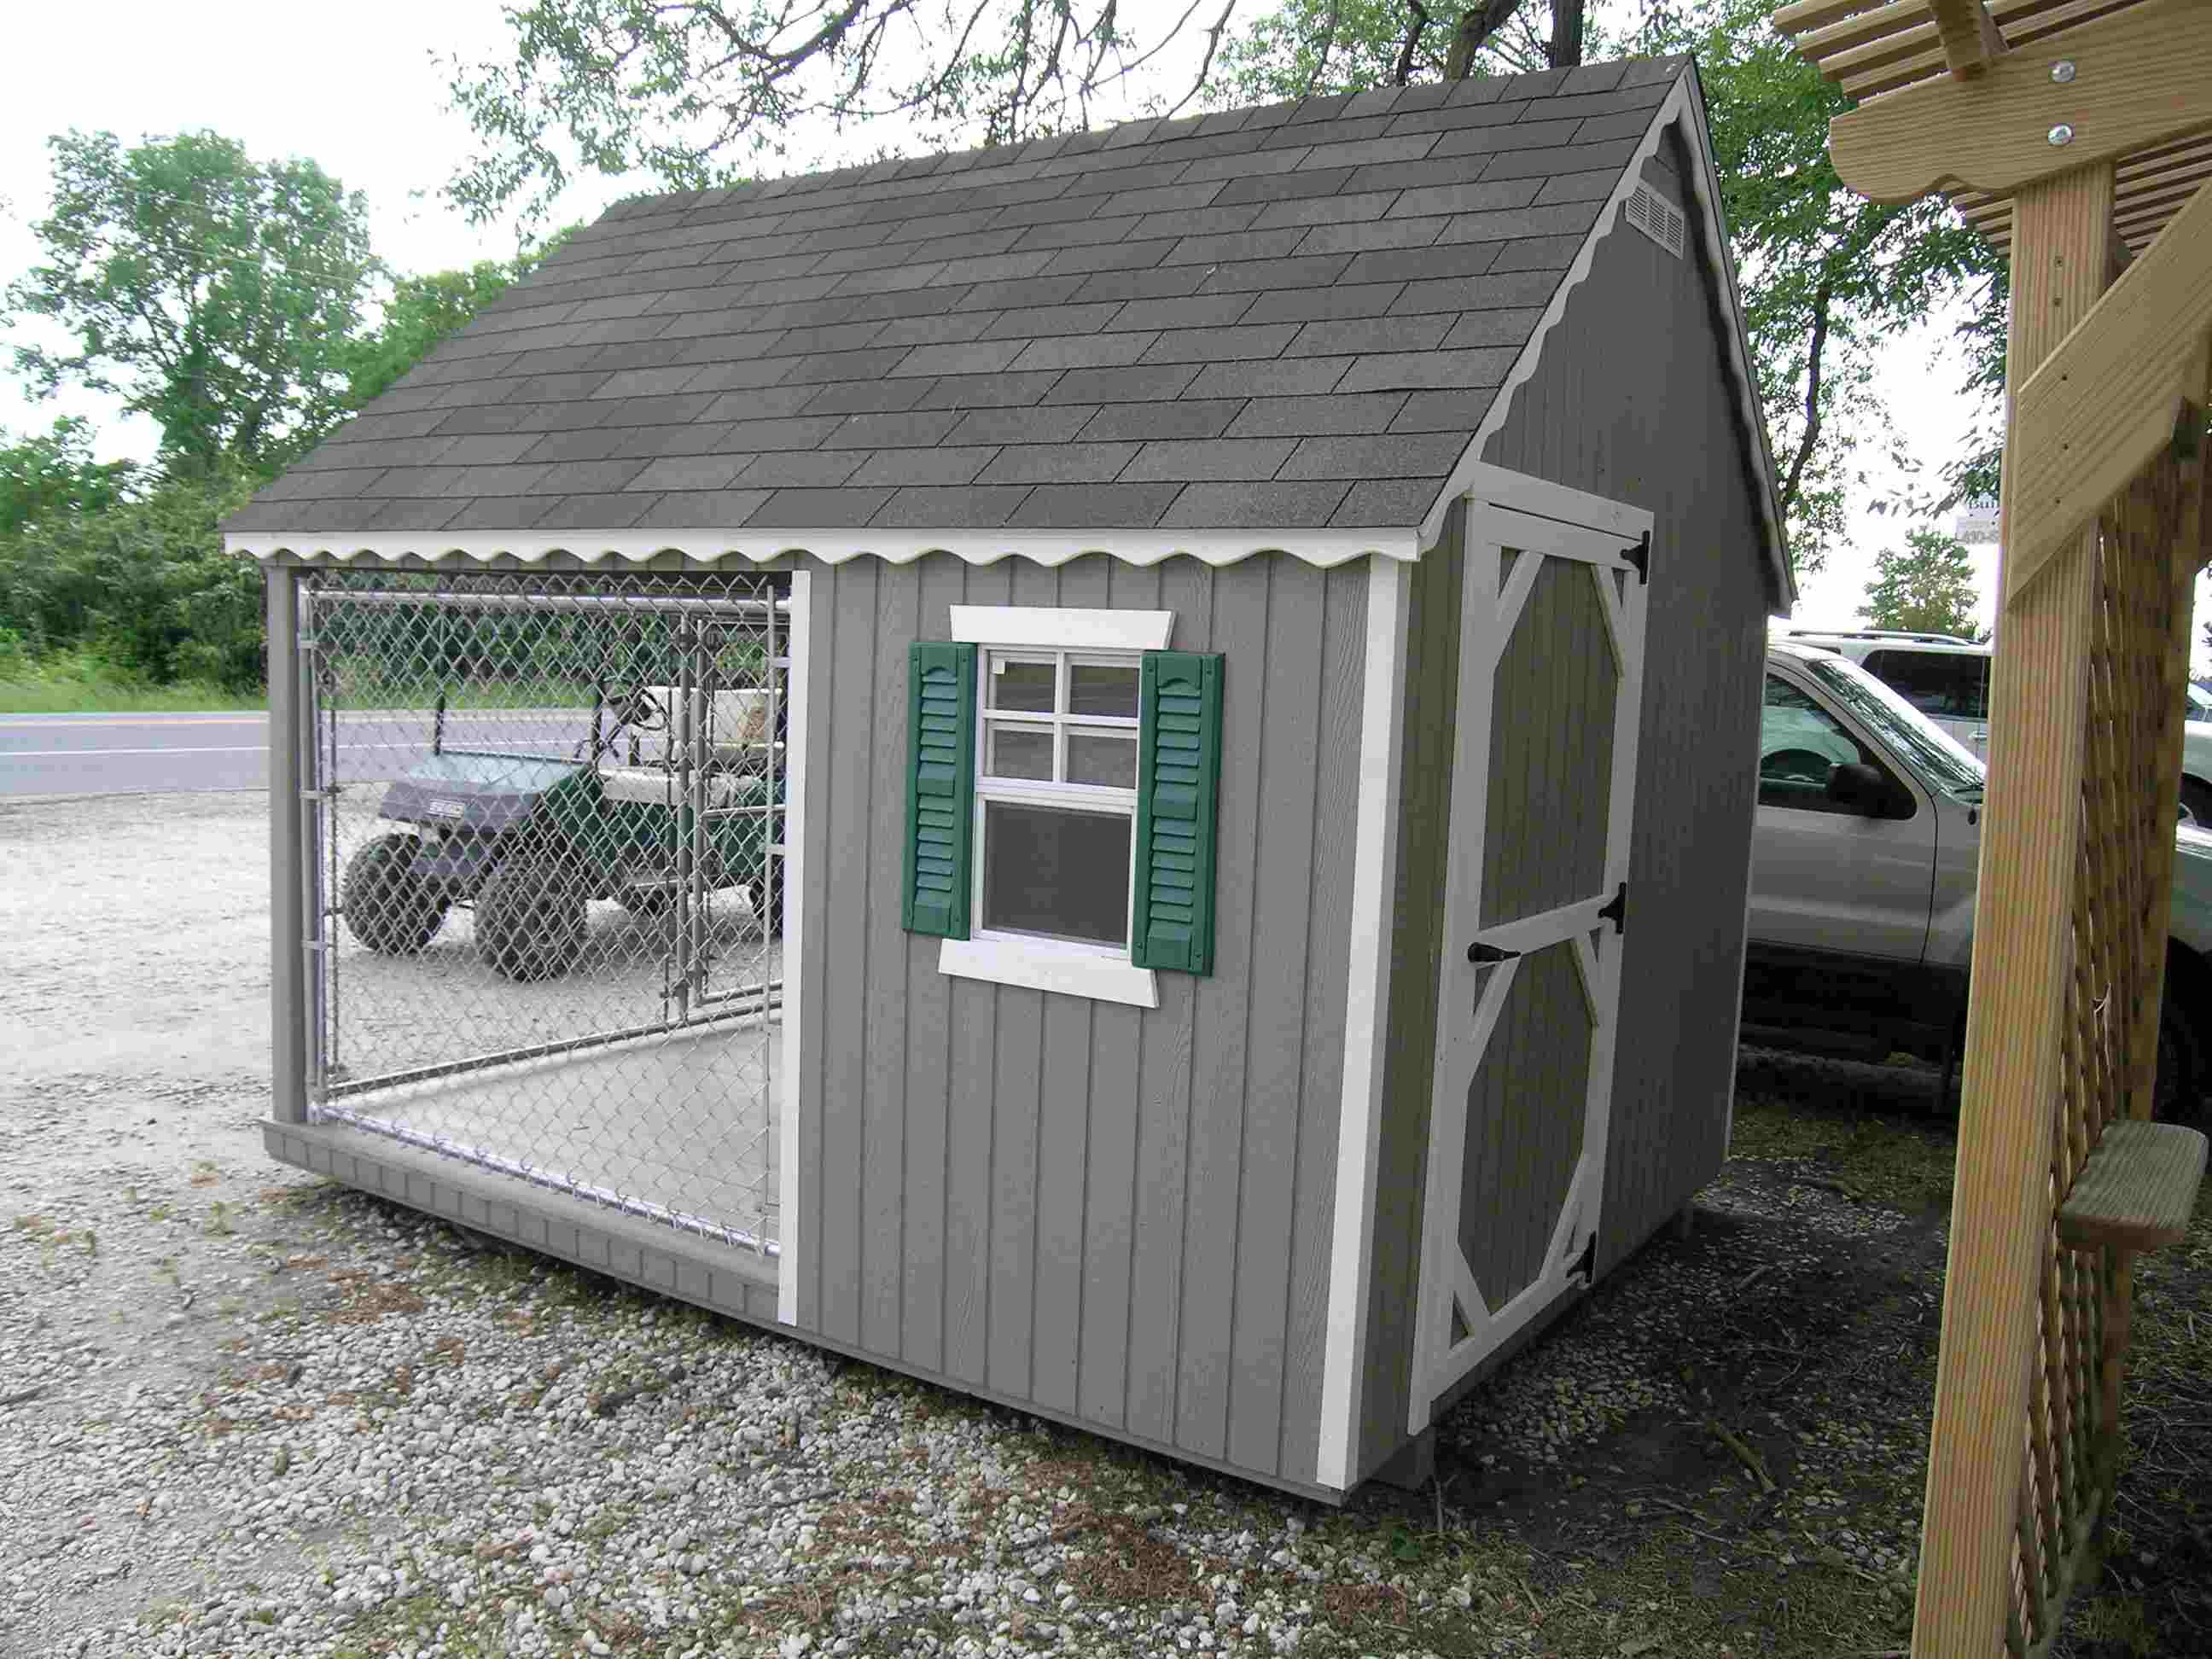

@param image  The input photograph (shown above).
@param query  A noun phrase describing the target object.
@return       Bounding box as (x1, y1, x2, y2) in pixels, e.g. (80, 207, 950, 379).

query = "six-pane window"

(976, 650, 1142, 950)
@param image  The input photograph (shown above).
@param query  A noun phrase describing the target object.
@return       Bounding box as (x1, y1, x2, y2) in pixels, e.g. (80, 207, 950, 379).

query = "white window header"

(949, 606, 1173, 652)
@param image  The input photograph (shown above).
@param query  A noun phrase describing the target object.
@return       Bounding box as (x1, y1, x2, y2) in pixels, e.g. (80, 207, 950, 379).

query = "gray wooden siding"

(1460, 941, 1589, 1308)
(1359, 502, 1466, 1480)
(1480, 117, 1773, 1278)
(791, 549, 1365, 1487)
(1480, 556, 1619, 929)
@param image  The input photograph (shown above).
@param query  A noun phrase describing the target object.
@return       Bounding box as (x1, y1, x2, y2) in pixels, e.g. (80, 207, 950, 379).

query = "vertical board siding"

(1479, 562, 1618, 928)
(1359, 505, 1467, 1477)
(796, 550, 1361, 1487)
(1477, 119, 1773, 1281)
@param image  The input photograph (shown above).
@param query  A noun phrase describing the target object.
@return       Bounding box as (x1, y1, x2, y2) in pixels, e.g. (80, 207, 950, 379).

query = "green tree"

(1862, 527, 1983, 638)
(0, 463, 265, 686)
(3, 130, 379, 478)
(0, 417, 136, 538)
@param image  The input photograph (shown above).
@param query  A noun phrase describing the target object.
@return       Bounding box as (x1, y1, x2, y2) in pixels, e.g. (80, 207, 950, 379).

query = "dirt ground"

(3, 789, 2208, 1658)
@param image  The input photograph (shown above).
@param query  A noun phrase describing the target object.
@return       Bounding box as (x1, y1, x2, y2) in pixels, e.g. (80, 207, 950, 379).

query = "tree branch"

(1395, 0, 1431, 85)
(1779, 281, 1833, 517)
(1446, 0, 1524, 79)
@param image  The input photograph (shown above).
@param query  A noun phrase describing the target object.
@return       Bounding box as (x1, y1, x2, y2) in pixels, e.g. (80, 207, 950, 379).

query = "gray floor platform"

(314, 1016, 780, 1249)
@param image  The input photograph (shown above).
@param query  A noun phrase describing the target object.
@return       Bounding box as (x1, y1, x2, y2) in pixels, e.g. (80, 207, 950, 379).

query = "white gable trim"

(1417, 70, 1797, 611)
(223, 526, 1422, 573)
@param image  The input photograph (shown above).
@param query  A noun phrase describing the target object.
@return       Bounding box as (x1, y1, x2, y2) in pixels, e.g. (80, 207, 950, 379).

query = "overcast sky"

(0, 0, 2109, 651)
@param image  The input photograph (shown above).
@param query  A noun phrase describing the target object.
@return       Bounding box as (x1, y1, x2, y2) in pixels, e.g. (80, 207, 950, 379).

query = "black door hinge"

(1598, 882, 1627, 933)
(1569, 1229, 1598, 1285)
(1467, 941, 1522, 965)
(1621, 531, 1650, 585)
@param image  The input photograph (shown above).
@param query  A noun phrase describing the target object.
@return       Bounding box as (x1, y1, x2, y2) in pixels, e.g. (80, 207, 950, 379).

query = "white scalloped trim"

(223, 527, 1422, 572)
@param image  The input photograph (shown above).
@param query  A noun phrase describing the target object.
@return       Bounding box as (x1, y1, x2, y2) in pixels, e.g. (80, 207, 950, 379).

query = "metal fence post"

(267, 566, 309, 1125)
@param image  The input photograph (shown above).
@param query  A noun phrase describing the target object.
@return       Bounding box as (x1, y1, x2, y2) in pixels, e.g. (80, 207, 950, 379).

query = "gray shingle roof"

(230, 56, 1692, 540)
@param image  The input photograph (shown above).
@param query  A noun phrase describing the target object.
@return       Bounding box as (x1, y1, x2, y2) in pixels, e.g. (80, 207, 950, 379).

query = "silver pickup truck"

(1744, 640, 2212, 1119)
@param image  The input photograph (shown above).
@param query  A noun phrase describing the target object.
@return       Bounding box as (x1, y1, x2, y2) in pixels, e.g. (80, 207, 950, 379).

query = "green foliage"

(0, 416, 136, 537)
(3, 130, 379, 475)
(1860, 527, 1983, 638)
(0, 464, 267, 691)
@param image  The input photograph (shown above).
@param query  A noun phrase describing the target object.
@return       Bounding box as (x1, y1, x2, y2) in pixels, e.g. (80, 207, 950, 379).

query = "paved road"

(0, 710, 600, 798)
(0, 712, 277, 797)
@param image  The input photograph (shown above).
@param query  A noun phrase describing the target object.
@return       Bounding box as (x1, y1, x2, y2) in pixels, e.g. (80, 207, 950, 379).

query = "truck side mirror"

(1827, 761, 1897, 816)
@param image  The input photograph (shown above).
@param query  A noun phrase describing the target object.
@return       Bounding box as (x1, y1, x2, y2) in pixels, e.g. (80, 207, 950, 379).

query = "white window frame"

(940, 606, 1173, 1009)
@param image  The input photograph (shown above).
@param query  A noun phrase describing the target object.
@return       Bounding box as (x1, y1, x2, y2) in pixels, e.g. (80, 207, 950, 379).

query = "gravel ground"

(3, 790, 2204, 1659)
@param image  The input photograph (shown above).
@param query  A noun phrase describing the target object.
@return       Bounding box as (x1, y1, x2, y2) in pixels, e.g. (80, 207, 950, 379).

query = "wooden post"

(1911, 160, 2117, 1658)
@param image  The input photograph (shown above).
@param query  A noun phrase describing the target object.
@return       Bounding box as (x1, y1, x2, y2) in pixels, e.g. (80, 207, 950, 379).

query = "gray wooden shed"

(233, 51, 1792, 1501)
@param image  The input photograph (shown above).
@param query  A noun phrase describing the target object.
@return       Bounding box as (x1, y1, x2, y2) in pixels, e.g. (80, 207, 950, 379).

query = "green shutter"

(904, 641, 977, 938)
(1132, 650, 1225, 975)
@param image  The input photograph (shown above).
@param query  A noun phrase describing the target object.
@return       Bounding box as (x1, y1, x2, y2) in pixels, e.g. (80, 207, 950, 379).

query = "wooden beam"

(2005, 176, 2212, 599)
(1930, 0, 2010, 73)
(1911, 160, 2114, 1659)
(1828, 0, 2212, 204)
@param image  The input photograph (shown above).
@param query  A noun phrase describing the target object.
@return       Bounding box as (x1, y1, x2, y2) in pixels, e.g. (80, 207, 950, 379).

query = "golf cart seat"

(629, 687, 773, 766)
(598, 765, 753, 809)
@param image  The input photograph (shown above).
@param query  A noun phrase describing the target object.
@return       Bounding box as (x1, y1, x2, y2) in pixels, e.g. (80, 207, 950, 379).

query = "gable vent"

(1622, 181, 1686, 259)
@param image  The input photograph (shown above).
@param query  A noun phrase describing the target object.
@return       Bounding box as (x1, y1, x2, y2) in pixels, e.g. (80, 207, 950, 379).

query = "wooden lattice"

(2004, 442, 2200, 1657)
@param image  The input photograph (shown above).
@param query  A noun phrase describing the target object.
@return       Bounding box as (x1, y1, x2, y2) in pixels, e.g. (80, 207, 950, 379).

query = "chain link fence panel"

(295, 568, 789, 1254)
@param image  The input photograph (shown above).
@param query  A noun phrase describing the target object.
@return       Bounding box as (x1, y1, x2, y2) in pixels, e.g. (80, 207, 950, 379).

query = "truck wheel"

(477, 861, 587, 981)
(2156, 999, 2204, 1125)
(747, 876, 783, 940)
(342, 835, 449, 954)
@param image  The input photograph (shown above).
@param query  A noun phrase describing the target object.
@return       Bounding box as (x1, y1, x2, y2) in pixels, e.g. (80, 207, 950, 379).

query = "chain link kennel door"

(296, 569, 790, 1254)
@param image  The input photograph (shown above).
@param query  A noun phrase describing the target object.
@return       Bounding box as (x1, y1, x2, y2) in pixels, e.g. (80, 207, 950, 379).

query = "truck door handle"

(1468, 942, 1521, 964)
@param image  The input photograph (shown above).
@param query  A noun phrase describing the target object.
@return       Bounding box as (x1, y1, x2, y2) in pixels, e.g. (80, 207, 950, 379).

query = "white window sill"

(938, 937, 1160, 1009)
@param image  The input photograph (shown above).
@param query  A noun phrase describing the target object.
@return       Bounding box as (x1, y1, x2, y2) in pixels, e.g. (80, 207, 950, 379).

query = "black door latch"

(1597, 882, 1627, 933)
(1620, 530, 1650, 585)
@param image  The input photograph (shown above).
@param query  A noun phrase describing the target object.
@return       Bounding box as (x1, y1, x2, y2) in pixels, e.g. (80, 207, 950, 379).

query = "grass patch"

(0, 647, 261, 713)
(1730, 1056, 1959, 1213)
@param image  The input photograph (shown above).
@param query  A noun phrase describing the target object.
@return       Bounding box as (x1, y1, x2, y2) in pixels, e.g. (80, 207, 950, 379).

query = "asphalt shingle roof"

(230, 55, 1692, 540)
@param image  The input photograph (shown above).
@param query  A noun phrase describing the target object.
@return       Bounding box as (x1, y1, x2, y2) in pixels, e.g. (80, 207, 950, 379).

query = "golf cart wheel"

(341, 835, 449, 954)
(747, 876, 784, 940)
(477, 861, 587, 981)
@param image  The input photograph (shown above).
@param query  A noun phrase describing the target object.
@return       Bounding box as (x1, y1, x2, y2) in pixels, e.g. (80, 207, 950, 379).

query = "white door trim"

(1315, 554, 1412, 1492)
(776, 567, 812, 1326)
(1409, 492, 1651, 1433)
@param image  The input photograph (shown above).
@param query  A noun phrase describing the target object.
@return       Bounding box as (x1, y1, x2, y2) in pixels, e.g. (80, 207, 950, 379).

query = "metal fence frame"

(268, 563, 795, 1256)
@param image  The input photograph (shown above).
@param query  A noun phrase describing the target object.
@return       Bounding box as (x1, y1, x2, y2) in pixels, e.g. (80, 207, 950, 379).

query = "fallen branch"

(0, 1384, 48, 1408)
(1706, 1418, 1778, 1493)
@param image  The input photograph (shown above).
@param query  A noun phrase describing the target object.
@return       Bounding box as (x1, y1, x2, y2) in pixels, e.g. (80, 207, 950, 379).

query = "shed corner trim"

(1315, 550, 1413, 1493)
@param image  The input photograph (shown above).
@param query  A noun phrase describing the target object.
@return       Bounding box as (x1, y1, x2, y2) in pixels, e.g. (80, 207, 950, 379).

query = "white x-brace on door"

(1410, 477, 1651, 1432)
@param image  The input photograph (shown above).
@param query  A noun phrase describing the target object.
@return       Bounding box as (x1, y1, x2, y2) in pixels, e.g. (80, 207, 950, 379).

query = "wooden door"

(1411, 487, 1650, 1432)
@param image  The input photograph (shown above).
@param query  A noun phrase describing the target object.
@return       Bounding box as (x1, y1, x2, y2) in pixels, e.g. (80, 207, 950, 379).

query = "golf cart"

(341, 678, 783, 981)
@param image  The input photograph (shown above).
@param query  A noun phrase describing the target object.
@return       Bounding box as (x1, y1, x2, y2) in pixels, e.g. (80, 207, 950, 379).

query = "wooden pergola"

(1770, 0, 2211, 1651)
